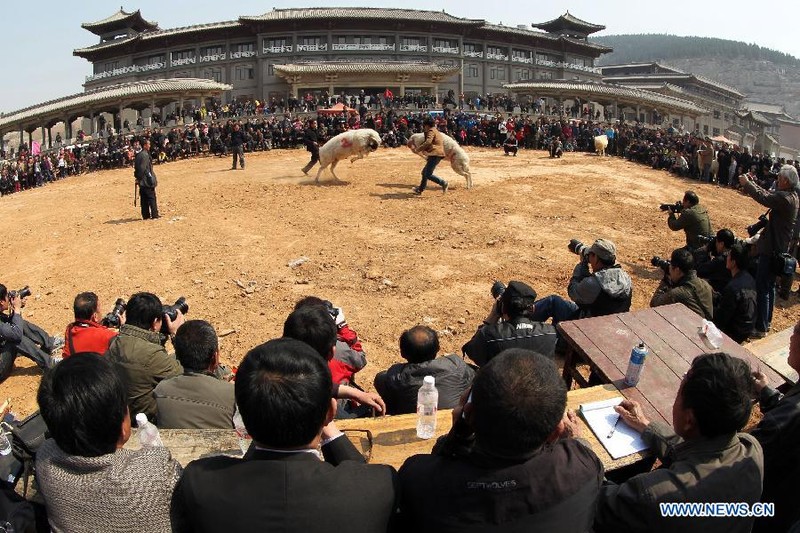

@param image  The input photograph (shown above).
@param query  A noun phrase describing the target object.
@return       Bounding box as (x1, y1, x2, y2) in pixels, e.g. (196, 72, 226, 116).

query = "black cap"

(503, 281, 537, 303)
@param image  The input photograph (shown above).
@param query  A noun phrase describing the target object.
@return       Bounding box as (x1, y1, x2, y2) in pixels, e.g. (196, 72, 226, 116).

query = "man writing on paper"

(594, 352, 763, 533)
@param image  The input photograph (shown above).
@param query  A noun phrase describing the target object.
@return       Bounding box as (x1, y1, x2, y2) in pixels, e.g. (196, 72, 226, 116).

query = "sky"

(2, 0, 798, 113)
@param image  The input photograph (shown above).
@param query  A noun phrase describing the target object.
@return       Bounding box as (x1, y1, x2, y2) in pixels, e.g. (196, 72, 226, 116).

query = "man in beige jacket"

(411, 116, 448, 195)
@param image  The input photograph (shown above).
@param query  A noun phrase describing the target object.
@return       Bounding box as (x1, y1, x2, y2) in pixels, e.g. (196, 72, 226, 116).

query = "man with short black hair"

(594, 352, 763, 533)
(105, 292, 184, 422)
(399, 349, 603, 531)
(171, 338, 398, 533)
(153, 320, 235, 429)
(667, 190, 712, 251)
(650, 247, 714, 320)
(374, 325, 475, 415)
(462, 280, 557, 366)
(530, 238, 632, 325)
(411, 116, 448, 195)
(229, 122, 246, 170)
(134, 139, 159, 220)
(0, 283, 61, 382)
(62, 292, 119, 358)
(696, 228, 735, 292)
(713, 243, 756, 343)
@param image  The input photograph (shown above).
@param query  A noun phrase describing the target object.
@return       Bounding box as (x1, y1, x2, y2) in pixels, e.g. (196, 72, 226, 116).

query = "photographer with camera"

(61, 292, 122, 359)
(664, 190, 712, 252)
(529, 239, 632, 326)
(105, 292, 185, 423)
(713, 243, 756, 343)
(739, 165, 799, 338)
(0, 284, 63, 382)
(695, 229, 735, 293)
(462, 280, 557, 367)
(650, 248, 714, 320)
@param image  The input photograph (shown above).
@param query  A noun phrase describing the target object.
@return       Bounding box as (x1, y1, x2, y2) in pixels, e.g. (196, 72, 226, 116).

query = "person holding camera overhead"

(665, 190, 712, 251)
(61, 292, 122, 359)
(105, 292, 186, 424)
(0, 284, 63, 382)
(529, 238, 632, 326)
(738, 165, 799, 338)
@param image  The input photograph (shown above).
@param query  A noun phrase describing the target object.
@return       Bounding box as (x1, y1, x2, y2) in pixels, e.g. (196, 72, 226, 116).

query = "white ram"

(594, 135, 609, 156)
(315, 128, 382, 183)
(407, 132, 473, 189)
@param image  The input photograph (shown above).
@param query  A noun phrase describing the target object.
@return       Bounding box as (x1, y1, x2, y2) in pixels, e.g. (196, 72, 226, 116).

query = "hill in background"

(590, 34, 800, 119)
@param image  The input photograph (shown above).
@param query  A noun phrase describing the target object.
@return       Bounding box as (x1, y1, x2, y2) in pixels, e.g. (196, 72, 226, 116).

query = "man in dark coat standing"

(229, 122, 246, 170)
(301, 119, 320, 175)
(134, 139, 159, 220)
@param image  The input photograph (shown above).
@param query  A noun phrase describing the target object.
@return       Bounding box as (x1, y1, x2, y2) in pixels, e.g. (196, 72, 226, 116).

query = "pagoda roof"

(532, 12, 605, 35)
(240, 7, 484, 26)
(81, 8, 158, 35)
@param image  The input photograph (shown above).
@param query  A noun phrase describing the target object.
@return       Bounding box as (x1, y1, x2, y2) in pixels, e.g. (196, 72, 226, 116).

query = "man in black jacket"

(301, 119, 320, 175)
(462, 281, 557, 366)
(229, 122, 246, 170)
(713, 243, 756, 343)
(171, 338, 397, 533)
(696, 228, 734, 292)
(134, 139, 159, 219)
(399, 349, 603, 532)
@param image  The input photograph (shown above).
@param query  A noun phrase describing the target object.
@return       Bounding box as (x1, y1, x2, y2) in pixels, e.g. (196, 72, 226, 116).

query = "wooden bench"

(746, 327, 797, 385)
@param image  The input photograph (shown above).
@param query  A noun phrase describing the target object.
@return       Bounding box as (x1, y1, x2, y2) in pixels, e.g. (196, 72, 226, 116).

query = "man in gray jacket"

(530, 238, 633, 325)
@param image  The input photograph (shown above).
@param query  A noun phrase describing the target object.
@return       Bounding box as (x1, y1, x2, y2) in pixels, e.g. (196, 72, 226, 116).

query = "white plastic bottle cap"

(135, 413, 148, 426)
(423, 376, 435, 386)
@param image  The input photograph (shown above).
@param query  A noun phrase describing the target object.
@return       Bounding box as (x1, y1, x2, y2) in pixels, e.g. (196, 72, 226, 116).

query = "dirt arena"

(2, 145, 797, 416)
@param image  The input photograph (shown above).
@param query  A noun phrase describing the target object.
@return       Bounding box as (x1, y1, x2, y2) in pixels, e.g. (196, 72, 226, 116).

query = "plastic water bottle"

(624, 343, 648, 387)
(135, 413, 163, 447)
(416, 376, 439, 439)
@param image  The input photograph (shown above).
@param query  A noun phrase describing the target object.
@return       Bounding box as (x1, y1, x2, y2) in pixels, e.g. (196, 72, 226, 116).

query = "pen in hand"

(607, 415, 621, 439)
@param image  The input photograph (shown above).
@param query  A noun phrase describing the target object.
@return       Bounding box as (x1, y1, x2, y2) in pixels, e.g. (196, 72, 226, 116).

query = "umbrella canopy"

(317, 103, 355, 114)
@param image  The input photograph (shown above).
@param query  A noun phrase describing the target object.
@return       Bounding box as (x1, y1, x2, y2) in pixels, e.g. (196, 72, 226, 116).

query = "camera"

(162, 296, 189, 322)
(659, 201, 683, 214)
(7, 285, 31, 300)
(697, 234, 716, 245)
(568, 239, 590, 258)
(746, 213, 769, 237)
(651, 256, 671, 273)
(490, 280, 506, 299)
(101, 298, 126, 328)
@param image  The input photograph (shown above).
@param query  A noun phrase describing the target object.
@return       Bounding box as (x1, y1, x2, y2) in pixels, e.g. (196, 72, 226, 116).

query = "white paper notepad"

(579, 397, 650, 459)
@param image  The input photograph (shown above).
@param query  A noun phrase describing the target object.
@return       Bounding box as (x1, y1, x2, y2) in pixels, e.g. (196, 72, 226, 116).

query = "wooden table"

(745, 326, 797, 386)
(558, 303, 785, 426)
(127, 385, 642, 472)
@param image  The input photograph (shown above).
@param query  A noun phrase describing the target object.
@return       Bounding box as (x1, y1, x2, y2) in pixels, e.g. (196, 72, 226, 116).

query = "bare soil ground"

(2, 146, 797, 416)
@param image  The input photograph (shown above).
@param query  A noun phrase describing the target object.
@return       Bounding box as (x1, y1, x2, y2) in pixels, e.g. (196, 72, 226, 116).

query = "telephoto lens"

(651, 256, 671, 273)
(163, 297, 189, 321)
(490, 281, 506, 299)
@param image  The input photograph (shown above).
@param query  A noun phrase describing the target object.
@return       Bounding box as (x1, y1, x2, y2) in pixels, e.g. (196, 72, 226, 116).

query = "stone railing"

(230, 50, 257, 59)
(399, 44, 427, 52)
(535, 58, 601, 74)
(512, 56, 532, 64)
(297, 43, 329, 52)
(263, 45, 293, 54)
(432, 46, 459, 54)
(486, 52, 509, 61)
(331, 43, 396, 51)
(171, 57, 196, 67)
(200, 53, 226, 63)
(138, 62, 165, 72)
(85, 62, 169, 82)
(463, 50, 483, 58)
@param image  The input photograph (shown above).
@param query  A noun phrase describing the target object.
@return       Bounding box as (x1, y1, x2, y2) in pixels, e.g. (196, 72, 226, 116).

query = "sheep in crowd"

(594, 135, 609, 157)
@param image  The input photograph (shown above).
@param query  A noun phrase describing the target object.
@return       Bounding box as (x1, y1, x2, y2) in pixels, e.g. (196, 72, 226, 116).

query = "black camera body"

(7, 285, 31, 300)
(490, 281, 506, 299)
(746, 213, 769, 237)
(101, 298, 126, 328)
(697, 234, 716, 245)
(163, 297, 189, 322)
(659, 201, 683, 214)
(651, 256, 671, 273)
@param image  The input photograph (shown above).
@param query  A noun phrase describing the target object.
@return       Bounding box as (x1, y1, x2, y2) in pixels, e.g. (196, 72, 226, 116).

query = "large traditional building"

(74, 8, 612, 102)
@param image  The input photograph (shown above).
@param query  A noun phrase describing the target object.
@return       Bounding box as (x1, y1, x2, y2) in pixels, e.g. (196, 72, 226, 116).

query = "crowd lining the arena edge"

(1, 88, 800, 533)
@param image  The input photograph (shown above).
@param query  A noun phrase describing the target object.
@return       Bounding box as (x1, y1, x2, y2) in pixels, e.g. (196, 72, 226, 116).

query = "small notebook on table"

(579, 397, 649, 459)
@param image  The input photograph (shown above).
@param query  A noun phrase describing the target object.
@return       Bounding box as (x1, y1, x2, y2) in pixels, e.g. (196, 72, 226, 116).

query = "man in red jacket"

(62, 292, 119, 358)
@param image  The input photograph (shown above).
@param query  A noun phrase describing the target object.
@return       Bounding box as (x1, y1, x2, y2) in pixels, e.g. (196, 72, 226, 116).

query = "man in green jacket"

(667, 190, 712, 251)
(650, 248, 714, 320)
(106, 292, 184, 424)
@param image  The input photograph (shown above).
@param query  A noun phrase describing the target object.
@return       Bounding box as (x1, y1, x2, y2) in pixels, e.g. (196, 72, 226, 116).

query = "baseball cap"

(589, 239, 617, 263)
(503, 281, 537, 304)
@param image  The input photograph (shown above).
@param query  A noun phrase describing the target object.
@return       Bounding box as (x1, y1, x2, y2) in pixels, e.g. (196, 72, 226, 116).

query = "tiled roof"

(240, 7, 484, 26)
(603, 73, 744, 98)
(74, 36, 138, 55)
(600, 62, 685, 74)
(478, 24, 611, 52)
(81, 9, 158, 33)
(0, 79, 232, 129)
(504, 80, 708, 114)
(141, 20, 240, 40)
(533, 11, 605, 33)
(274, 61, 461, 75)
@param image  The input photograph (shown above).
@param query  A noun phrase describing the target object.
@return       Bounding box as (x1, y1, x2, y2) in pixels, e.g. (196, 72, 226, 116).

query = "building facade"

(74, 8, 611, 103)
